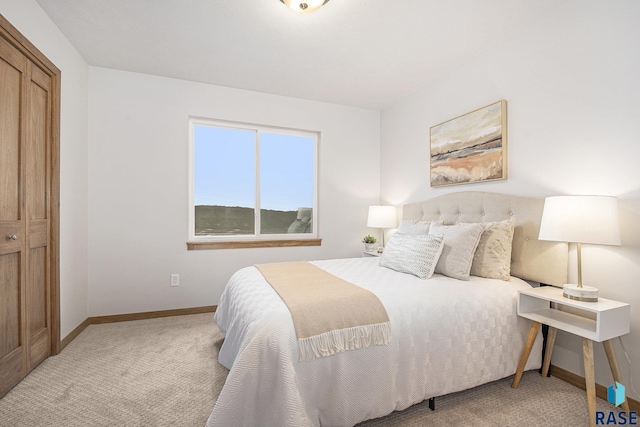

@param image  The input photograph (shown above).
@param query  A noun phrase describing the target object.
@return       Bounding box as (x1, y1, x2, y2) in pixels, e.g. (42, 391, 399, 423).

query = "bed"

(206, 191, 568, 427)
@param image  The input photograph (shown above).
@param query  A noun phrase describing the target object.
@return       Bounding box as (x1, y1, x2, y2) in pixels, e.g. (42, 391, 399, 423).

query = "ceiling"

(35, 0, 568, 110)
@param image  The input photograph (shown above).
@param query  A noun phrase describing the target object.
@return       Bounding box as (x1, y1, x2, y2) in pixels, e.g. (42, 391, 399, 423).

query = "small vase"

(364, 243, 375, 252)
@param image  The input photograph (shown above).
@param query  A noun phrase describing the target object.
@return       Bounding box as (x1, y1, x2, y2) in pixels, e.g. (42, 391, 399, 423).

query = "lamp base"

(562, 284, 599, 302)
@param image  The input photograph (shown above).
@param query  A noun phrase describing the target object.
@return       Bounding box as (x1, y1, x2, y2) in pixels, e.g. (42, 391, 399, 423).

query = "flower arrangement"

(362, 235, 377, 244)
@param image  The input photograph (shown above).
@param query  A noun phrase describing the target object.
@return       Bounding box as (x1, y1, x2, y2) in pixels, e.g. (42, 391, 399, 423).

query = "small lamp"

(538, 195, 621, 302)
(367, 206, 397, 249)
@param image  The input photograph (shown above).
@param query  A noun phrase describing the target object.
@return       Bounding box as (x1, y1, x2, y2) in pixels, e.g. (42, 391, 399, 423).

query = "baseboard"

(59, 305, 217, 351)
(550, 364, 640, 412)
(89, 305, 217, 324)
(60, 318, 91, 350)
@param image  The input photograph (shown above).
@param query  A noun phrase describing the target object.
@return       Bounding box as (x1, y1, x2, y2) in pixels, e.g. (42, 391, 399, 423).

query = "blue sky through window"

(194, 125, 314, 212)
(194, 125, 255, 208)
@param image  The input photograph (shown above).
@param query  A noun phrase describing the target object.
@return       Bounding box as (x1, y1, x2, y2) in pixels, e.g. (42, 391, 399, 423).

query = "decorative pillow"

(470, 220, 515, 281)
(428, 222, 484, 280)
(380, 233, 445, 279)
(396, 220, 431, 235)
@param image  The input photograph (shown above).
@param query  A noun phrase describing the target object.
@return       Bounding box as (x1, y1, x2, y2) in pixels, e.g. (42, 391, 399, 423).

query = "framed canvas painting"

(430, 100, 507, 187)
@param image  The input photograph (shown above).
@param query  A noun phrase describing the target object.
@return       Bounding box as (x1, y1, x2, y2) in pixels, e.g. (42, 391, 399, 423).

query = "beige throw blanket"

(255, 261, 391, 361)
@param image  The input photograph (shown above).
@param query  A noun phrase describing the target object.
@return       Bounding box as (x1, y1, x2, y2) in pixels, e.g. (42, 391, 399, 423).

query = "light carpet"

(0, 313, 622, 426)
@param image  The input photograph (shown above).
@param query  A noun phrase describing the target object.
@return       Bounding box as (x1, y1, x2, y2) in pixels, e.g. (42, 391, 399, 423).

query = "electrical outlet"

(170, 274, 179, 287)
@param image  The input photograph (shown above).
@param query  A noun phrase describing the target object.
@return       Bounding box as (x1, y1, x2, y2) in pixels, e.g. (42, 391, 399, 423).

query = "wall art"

(430, 100, 507, 187)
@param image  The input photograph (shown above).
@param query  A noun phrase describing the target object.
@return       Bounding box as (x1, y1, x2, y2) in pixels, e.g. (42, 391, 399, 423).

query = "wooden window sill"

(187, 239, 322, 250)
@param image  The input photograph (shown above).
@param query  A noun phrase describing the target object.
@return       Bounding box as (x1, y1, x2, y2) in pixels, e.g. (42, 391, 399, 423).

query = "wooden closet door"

(25, 54, 53, 372)
(0, 31, 53, 397)
(0, 34, 28, 398)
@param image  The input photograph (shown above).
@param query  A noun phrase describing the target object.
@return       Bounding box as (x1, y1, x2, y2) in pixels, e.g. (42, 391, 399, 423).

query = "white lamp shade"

(538, 195, 621, 246)
(367, 206, 397, 228)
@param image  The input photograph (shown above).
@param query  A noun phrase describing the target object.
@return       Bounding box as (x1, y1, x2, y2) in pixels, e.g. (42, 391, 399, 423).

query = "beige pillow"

(470, 220, 515, 281)
(428, 222, 484, 281)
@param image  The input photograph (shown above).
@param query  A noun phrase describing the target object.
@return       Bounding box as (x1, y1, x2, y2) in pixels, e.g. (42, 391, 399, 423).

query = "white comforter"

(207, 257, 542, 427)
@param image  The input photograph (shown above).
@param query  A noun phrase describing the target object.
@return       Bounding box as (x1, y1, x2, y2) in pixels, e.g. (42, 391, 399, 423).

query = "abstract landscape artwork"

(430, 100, 507, 187)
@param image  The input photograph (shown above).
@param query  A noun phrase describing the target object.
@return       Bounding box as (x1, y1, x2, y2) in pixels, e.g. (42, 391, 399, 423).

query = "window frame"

(187, 117, 320, 249)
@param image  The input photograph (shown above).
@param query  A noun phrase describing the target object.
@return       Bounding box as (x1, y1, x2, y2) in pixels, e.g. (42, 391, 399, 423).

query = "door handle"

(8, 234, 17, 240)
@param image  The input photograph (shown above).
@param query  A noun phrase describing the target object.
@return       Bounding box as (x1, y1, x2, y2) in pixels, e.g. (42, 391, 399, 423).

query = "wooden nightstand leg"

(603, 339, 630, 412)
(583, 338, 596, 427)
(512, 321, 541, 389)
(541, 326, 557, 377)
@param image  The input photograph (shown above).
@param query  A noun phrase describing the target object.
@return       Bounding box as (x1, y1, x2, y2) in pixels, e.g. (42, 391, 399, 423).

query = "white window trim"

(188, 117, 319, 246)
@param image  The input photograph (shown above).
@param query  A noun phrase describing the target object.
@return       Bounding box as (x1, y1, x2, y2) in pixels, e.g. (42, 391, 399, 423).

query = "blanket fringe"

(298, 322, 391, 362)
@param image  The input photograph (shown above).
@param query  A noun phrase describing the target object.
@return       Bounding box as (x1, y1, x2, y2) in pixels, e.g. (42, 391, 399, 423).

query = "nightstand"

(511, 286, 631, 427)
(362, 250, 382, 257)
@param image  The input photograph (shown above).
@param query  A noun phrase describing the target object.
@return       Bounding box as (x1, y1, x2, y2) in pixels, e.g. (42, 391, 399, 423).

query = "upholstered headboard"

(403, 191, 568, 286)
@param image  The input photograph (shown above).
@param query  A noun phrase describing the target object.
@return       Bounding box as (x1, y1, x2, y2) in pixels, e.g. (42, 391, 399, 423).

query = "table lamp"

(367, 206, 397, 249)
(538, 195, 620, 302)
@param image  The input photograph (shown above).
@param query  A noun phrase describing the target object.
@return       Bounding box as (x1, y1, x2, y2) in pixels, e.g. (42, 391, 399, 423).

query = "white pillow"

(429, 222, 484, 280)
(380, 233, 445, 279)
(396, 220, 431, 235)
(470, 220, 515, 281)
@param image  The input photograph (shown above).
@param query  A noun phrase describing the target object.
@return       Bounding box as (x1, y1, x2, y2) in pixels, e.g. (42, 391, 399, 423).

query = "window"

(188, 118, 319, 249)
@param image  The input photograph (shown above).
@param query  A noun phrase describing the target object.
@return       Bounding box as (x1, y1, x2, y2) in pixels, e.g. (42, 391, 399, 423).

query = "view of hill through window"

(193, 123, 316, 237)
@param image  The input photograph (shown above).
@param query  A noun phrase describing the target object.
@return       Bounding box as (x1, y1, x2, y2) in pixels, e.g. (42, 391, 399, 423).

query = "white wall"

(87, 67, 380, 316)
(1, 0, 89, 339)
(381, 0, 640, 399)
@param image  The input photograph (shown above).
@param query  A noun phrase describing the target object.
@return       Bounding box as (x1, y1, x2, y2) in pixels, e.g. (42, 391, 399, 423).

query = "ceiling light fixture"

(280, 0, 330, 14)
